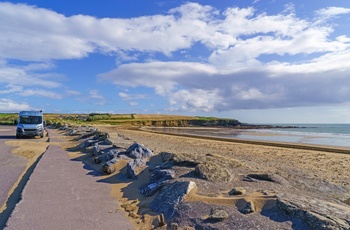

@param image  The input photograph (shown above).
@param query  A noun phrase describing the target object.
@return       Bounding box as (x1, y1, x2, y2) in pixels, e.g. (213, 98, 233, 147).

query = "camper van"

(16, 111, 44, 138)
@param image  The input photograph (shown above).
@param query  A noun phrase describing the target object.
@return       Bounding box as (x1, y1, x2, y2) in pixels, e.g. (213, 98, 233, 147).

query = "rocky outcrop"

(150, 181, 196, 218)
(126, 159, 146, 179)
(277, 196, 350, 230)
(126, 143, 153, 159)
(195, 162, 232, 182)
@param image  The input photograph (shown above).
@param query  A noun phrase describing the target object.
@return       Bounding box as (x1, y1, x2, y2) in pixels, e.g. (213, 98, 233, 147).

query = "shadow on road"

(0, 135, 17, 140)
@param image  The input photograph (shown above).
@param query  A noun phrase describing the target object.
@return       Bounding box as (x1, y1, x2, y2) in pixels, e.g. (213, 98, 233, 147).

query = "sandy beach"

(2, 125, 350, 229)
(96, 125, 350, 229)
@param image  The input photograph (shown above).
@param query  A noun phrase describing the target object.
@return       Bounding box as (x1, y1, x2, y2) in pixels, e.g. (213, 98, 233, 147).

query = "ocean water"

(145, 124, 350, 148)
(237, 124, 350, 148)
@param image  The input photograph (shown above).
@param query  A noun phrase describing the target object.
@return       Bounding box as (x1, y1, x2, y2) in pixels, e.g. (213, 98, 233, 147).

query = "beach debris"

(228, 187, 246, 196)
(150, 181, 196, 218)
(126, 143, 153, 159)
(240, 201, 255, 214)
(207, 208, 229, 221)
(126, 158, 146, 179)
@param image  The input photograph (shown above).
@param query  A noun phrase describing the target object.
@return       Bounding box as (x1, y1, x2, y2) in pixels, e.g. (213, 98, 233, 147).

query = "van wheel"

(16, 134, 20, 139)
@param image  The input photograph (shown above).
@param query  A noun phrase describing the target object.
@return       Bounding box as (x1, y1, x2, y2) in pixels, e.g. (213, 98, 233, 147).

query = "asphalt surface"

(0, 126, 27, 224)
(3, 127, 134, 230)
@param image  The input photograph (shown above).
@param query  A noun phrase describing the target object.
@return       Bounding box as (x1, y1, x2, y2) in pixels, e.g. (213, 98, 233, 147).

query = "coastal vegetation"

(0, 113, 241, 128)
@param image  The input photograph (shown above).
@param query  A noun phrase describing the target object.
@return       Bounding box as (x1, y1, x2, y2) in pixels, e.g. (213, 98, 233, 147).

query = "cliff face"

(131, 119, 241, 127)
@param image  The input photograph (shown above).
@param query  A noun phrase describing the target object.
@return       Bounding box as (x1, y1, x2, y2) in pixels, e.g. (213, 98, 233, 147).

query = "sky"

(1, 0, 350, 124)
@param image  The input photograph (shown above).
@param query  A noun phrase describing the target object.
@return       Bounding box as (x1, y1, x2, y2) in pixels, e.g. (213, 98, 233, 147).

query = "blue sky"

(1, 0, 350, 123)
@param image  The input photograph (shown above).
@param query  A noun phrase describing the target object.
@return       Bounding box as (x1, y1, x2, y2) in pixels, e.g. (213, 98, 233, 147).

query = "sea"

(240, 124, 350, 148)
(145, 124, 350, 148)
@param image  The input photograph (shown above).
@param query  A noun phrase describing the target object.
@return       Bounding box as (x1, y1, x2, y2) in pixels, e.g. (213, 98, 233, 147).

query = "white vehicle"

(16, 111, 45, 139)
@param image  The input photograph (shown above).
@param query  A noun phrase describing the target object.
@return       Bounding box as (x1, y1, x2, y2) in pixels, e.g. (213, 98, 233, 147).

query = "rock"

(150, 181, 196, 218)
(126, 143, 153, 159)
(244, 173, 288, 185)
(149, 168, 175, 183)
(92, 143, 100, 156)
(104, 148, 121, 161)
(240, 201, 255, 214)
(195, 162, 231, 182)
(96, 132, 109, 141)
(161, 152, 175, 162)
(84, 138, 100, 148)
(126, 159, 146, 179)
(150, 161, 173, 171)
(102, 158, 117, 174)
(208, 209, 229, 221)
(277, 196, 350, 229)
(140, 182, 166, 197)
(104, 138, 114, 145)
(228, 187, 246, 196)
(94, 156, 103, 164)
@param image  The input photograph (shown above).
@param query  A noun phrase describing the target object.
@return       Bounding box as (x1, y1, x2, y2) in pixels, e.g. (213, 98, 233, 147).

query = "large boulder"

(150, 181, 196, 218)
(195, 162, 232, 182)
(126, 143, 153, 159)
(140, 181, 166, 197)
(140, 168, 176, 197)
(102, 158, 117, 174)
(149, 168, 175, 183)
(277, 196, 350, 229)
(126, 159, 146, 179)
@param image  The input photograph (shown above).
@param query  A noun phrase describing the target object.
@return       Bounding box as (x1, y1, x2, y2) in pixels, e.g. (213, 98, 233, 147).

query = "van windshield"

(19, 116, 42, 124)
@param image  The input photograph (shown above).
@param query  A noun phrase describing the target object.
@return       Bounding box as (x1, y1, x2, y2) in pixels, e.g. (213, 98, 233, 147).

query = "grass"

(0, 113, 240, 128)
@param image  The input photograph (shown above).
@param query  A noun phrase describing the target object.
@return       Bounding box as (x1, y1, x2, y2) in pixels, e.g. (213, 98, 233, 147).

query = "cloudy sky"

(1, 0, 350, 123)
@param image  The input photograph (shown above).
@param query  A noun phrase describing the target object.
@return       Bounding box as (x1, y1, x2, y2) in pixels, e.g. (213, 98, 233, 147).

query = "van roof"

(19, 111, 43, 116)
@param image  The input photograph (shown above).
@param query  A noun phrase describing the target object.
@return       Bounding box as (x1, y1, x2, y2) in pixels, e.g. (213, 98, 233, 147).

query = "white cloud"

(20, 89, 63, 99)
(316, 7, 350, 17)
(169, 89, 223, 112)
(118, 92, 146, 100)
(2, 2, 350, 113)
(88, 90, 106, 105)
(0, 84, 23, 94)
(0, 98, 31, 112)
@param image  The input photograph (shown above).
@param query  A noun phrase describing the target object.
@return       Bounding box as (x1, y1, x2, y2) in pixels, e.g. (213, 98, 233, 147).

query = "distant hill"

(0, 113, 242, 127)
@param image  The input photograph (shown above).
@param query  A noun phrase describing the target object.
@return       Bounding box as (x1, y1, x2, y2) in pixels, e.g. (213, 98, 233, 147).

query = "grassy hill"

(0, 113, 241, 128)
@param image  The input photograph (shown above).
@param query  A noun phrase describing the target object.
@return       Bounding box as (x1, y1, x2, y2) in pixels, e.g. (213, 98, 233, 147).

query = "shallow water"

(144, 124, 350, 148)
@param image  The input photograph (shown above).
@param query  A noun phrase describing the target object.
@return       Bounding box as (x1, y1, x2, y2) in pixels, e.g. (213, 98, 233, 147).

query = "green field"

(0, 113, 240, 128)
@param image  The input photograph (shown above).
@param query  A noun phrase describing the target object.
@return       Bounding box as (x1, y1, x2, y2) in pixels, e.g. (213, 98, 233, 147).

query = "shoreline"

(140, 126, 350, 154)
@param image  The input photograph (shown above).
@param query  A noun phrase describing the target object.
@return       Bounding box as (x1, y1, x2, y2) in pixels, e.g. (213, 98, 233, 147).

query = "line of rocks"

(62, 126, 197, 226)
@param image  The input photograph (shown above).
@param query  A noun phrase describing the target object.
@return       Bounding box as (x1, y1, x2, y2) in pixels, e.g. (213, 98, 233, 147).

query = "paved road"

(0, 125, 27, 227)
(2, 127, 134, 230)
